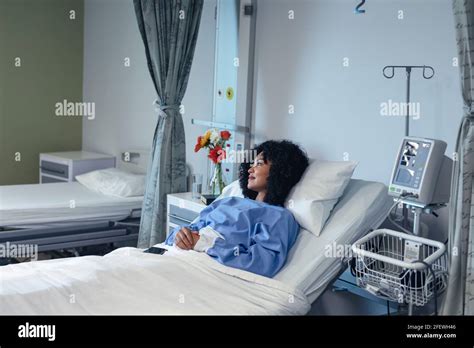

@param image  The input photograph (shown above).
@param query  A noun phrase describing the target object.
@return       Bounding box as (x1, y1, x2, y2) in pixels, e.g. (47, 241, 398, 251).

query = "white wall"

(253, 0, 462, 178)
(82, 0, 216, 186)
(82, 0, 461, 240)
(252, 0, 462, 240)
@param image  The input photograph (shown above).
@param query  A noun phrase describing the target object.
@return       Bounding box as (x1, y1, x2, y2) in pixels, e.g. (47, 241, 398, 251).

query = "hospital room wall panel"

(82, 0, 217, 188)
(0, 0, 84, 185)
(252, 0, 463, 241)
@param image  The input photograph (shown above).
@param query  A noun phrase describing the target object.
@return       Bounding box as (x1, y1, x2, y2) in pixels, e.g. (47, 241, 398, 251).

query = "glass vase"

(211, 163, 226, 195)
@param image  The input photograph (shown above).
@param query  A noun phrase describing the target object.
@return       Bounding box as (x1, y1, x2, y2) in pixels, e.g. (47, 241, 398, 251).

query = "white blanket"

(0, 246, 310, 315)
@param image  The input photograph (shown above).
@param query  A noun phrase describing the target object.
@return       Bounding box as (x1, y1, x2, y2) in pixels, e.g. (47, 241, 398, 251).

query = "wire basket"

(351, 229, 448, 306)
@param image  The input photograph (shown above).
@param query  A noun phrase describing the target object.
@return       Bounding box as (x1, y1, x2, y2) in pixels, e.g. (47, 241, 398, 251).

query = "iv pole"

(383, 65, 436, 316)
(382, 65, 435, 230)
(382, 65, 435, 136)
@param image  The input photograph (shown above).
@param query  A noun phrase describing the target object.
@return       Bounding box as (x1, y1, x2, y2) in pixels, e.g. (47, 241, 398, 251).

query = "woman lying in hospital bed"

(166, 140, 309, 277)
(0, 138, 392, 315)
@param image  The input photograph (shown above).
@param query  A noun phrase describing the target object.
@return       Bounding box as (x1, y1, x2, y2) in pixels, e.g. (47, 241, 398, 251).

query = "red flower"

(220, 130, 231, 141)
(194, 136, 202, 152)
(208, 146, 226, 164)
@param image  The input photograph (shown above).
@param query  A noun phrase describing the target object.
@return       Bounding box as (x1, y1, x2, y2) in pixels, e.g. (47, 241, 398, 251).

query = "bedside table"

(39, 151, 116, 183)
(166, 193, 207, 237)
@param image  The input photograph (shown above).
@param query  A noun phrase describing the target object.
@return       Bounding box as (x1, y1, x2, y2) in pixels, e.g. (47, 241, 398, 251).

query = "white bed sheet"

(0, 182, 143, 226)
(0, 245, 310, 315)
(275, 179, 393, 303)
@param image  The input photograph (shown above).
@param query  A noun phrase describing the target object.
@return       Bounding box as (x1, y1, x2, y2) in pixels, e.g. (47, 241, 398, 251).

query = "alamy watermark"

(220, 149, 258, 164)
(0, 242, 38, 261)
(380, 99, 420, 120)
(18, 322, 55, 341)
(324, 242, 365, 259)
(55, 99, 95, 120)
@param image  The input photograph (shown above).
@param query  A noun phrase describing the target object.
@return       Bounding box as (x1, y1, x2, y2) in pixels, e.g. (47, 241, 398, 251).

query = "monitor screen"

(393, 140, 431, 189)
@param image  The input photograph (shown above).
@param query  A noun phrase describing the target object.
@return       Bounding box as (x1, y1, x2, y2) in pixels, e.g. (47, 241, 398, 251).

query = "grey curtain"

(134, 0, 204, 247)
(442, 0, 474, 315)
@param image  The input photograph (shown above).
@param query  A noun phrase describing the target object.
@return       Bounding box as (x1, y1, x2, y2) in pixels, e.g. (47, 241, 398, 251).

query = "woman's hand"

(175, 227, 200, 250)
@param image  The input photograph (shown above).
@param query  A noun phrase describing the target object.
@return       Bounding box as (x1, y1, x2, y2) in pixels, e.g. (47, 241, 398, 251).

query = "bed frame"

(0, 209, 141, 261)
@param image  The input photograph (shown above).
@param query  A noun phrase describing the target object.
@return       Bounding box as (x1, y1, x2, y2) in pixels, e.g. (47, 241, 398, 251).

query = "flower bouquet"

(194, 129, 231, 195)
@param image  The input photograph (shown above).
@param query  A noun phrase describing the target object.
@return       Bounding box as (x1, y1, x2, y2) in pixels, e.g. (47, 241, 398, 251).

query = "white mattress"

(275, 179, 393, 304)
(0, 182, 143, 226)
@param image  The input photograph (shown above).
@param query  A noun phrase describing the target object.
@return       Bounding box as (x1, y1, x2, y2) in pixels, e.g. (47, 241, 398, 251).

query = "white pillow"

(285, 160, 358, 236)
(214, 160, 357, 237)
(75, 168, 145, 198)
(217, 179, 243, 200)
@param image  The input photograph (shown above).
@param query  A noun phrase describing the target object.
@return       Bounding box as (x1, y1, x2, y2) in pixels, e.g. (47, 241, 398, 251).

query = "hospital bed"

(275, 179, 393, 304)
(0, 151, 149, 255)
(0, 182, 142, 253)
(0, 179, 392, 315)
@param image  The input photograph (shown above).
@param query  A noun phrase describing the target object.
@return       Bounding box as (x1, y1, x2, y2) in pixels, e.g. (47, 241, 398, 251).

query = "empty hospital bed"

(0, 179, 392, 315)
(0, 182, 142, 254)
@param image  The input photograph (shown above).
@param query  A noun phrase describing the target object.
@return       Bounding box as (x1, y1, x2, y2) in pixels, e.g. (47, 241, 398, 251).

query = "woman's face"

(247, 152, 271, 192)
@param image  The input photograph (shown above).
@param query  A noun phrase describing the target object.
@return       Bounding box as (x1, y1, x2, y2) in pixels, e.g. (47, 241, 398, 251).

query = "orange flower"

(220, 130, 231, 141)
(200, 130, 211, 147)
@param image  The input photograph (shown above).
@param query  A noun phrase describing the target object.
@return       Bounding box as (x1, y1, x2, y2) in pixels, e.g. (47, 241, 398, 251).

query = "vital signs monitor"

(388, 137, 452, 206)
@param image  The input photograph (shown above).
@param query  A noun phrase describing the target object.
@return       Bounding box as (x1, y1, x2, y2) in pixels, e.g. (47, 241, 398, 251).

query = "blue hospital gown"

(165, 197, 299, 278)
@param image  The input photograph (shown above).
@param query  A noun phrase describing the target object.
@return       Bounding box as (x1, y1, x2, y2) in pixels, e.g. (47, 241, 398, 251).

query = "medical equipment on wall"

(352, 229, 448, 315)
(387, 137, 452, 236)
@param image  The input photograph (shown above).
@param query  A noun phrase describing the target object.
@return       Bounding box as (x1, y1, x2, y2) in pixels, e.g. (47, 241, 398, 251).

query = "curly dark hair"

(239, 140, 309, 206)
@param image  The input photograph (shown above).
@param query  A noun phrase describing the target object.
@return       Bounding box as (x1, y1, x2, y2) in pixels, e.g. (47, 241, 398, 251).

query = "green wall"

(0, 0, 84, 185)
